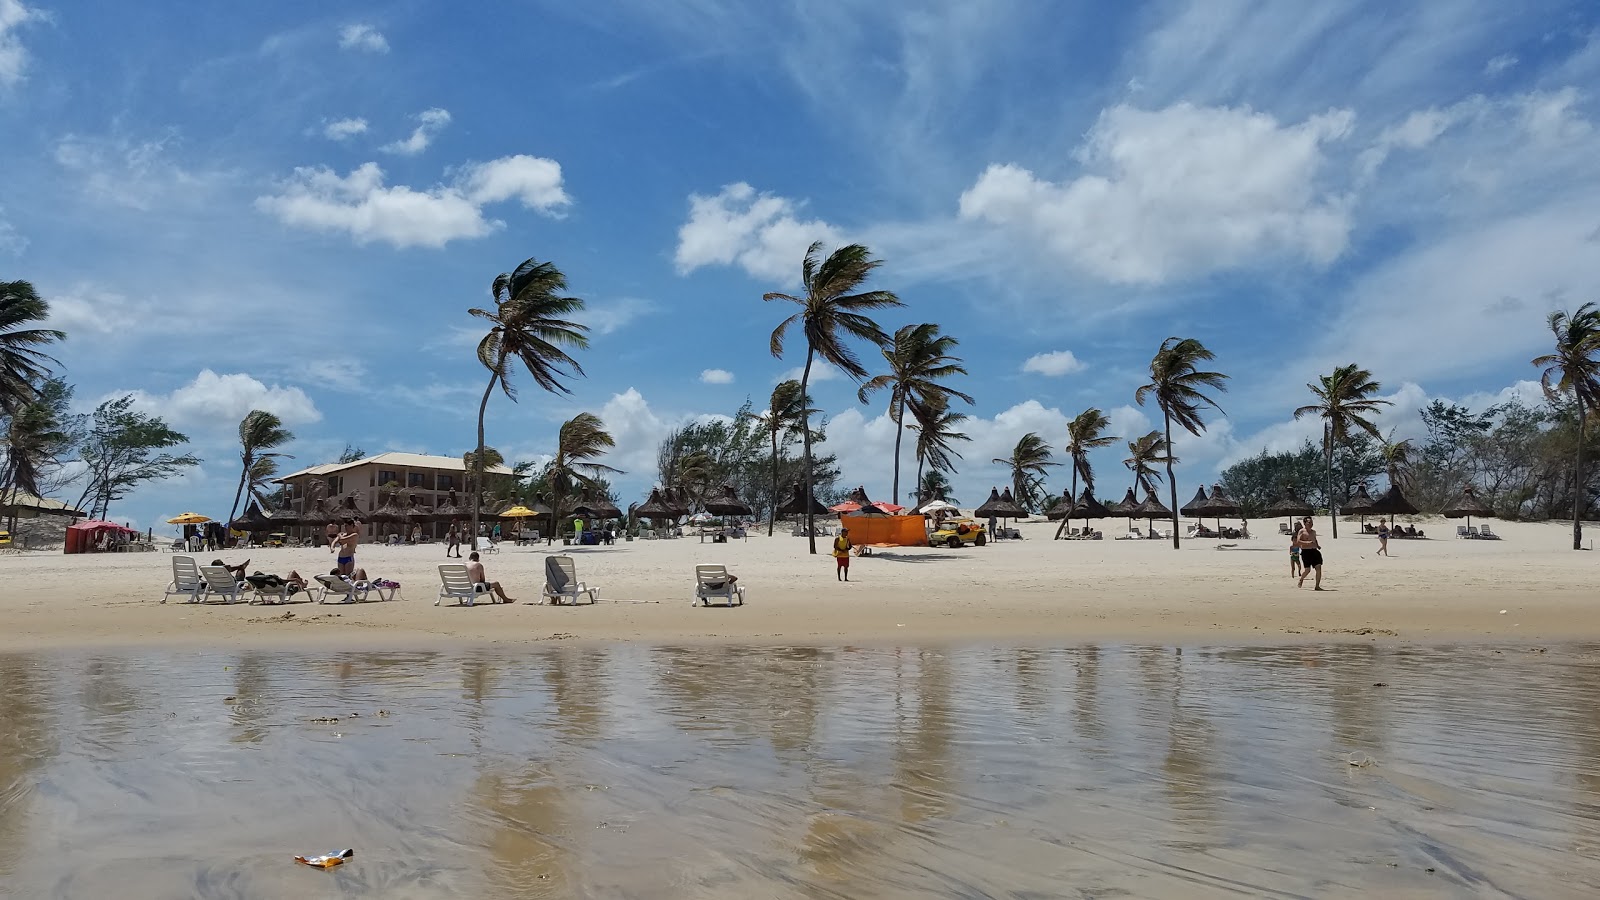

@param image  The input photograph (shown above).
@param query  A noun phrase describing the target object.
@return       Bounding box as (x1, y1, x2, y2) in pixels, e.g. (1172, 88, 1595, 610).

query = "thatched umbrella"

(1179, 485, 1210, 521)
(1131, 490, 1173, 538)
(704, 484, 753, 518)
(1368, 484, 1420, 528)
(635, 488, 676, 522)
(263, 501, 300, 528)
(996, 488, 1028, 518)
(974, 488, 1005, 519)
(580, 495, 623, 521)
(431, 489, 463, 522)
(228, 501, 274, 533)
(1063, 488, 1113, 538)
(1343, 485, 1376, 528)
(662, 488, 691, 518)
(1442, 486, 1495, 530)
(776, 483, 829, 516)
(1045, 489, 1075, 522)
(1197, 483, 1241, 535)
(1266, 487, 1314, 529)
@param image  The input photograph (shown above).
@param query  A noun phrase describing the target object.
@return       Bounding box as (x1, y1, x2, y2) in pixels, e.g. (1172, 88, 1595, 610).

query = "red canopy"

(64, 520, 137, 554)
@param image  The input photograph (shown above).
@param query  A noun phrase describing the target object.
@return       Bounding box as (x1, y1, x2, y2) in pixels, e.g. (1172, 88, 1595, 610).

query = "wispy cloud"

(0, 0, 41, 88)
(323, 117, 368, 140)
(1021, 351, 1085, 376)
(339, 23, 388, 54)
(380, 108, 451, 156)
(584, 297, 655, 334)
(699, 368, 734, 384)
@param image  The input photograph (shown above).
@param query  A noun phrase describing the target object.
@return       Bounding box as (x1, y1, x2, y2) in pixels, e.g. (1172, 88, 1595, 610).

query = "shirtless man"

(332, 519, 361, 576)
(1295, 516, 1325, 590)
(465, 551, 517, 603)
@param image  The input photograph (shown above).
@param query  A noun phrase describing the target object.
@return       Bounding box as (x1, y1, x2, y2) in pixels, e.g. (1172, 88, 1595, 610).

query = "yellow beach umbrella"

(167, 512, 211, 524)
(499, 505, 539, 518)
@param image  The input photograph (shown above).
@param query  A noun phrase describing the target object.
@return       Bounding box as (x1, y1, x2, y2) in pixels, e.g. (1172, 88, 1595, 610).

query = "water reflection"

(3, 644, 1600, 897)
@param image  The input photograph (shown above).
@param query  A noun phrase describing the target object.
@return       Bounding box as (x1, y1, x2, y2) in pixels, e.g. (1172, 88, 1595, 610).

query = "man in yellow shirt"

(832, 527, 852, 581)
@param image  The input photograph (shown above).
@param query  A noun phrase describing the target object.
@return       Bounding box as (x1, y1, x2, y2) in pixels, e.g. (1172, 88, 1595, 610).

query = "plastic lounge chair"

(435, 564, 481, 606)
(475, 536, 498, 554)
(162, 556, 205, 604)
(1455, 525, 1469, 539)
(315, 574, 397, 603)
(198, 565, 248, 604)
(542, 555, 597, 606)
(694, 564, 745, 607)
(1479, 524, 1497, 539)
(246, 573, 302, 605)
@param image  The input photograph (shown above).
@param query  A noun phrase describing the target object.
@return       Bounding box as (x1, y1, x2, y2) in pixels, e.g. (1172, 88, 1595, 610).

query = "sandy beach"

(1, 517, 1594, 651)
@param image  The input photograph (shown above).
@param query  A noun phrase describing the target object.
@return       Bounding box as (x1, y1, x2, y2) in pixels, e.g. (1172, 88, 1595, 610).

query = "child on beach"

(1289, 525, 1301, 578)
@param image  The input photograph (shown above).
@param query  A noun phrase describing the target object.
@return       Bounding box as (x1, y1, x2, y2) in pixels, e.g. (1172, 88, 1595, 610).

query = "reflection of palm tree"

(893, 650, 956, 824)
(0, 656, 59, 874)
(1072, 645, 1106, 748)
(473, 767, 574, 895)
(229, 652, 272, 745)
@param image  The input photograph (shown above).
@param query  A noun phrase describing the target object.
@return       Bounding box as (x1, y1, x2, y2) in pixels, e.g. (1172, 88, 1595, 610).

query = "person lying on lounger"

(211, 558, 251, 582)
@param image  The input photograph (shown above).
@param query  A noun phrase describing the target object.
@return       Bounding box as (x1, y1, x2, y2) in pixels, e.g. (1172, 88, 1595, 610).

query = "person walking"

(1376, 521, 1391, 557)
(446, 522, 462, 558)
(1296, 516, 1324, 590)
(1289, 521, 1302, 579)
(832, 527, 853, 582)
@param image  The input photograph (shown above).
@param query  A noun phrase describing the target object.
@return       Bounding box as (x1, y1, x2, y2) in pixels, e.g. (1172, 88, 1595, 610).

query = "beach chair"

(314, 574, 397, 603)
(1278, 522, 1292, 535)
(1455, 525, 1469, 539)
(245, 574, 303, 605)
(1466, 525, 1479, 538)
(1479, 524, 1498, 539)
(162, 556, 205, 603)
(197, 565, 248, 604)
(435, 564, 481, 606)
(694, 564, 745, 607)
(542, 555, 598, 605)
(475, 536, 498, 554)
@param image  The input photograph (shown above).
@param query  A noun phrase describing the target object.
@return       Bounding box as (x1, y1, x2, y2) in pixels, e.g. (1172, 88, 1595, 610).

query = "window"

(408, 473, 425, 487)
(378, 470, 398, 487)
(437, 474, 454, 491)
(327, 476, 343, 495)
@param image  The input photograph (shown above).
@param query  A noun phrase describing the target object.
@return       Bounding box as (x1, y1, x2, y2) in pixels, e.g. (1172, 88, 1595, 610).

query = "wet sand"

(0, 517, 1596, 650)
(4, 643, 1600, 898)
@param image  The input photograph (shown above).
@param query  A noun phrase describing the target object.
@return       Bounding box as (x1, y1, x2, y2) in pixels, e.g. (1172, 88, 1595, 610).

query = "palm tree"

(470, 258, 589, 544)
(0, 280, 65, 417)
(1533, 302, 1600, 549)
(917, 468, 956, 505)
(0, 381, 73, 513)
(245, 456, 281, 506)
(228, 410, 293, 525)
(1293, 364, 1390, 539)
(462, 446, 506, 513)
(1380, 434, 1415, 490)
(1135, 337, 1228, 548)
(857, 323, 971, 505)
(993, 432, 1058, 512)
(742, 379, 813, 536)
(908, 393, 970, 494)
(546, 413, 621, 535)
(1124, 430, 1176, 496)
(1054, 408, 1118, 539)
(766, 241, 903, 553)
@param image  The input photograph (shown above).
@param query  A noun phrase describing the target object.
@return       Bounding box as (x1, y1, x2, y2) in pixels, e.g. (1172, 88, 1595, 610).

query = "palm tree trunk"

(1164, 411, 1179, 549)
(227, 451, 250, 529)
(471, 370, 499, 551)
(1575, 396, 1586, 550)
(1055, 460, 1080, 540)
(767, 428, 779, 537)
(800, 347, 817, 555)
(1325, 426, 1338, 539)
(891, 392, 905, 506)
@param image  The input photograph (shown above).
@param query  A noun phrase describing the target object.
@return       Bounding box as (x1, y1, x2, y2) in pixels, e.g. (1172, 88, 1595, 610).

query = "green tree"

(993, 432, 1058, 512)
(1135, 337, 1229, 548)
(857, 323, 971, 505)
(1124, 430, 1175, 496)
(1055, 408, 1118, 539)
(547, 413, 621, 534)
(1532, 302, 1600, 549)
(1293, 364, 1390, 539)
(742, 380, 814, 535)
(470, 258, 590, 544)
(917, 468, 956, 505)
(337, 444, 366, 464)
(0, 379, 78, 527)
(0, 280, 65, 417)
(766, 242, 902, 554)
(462, 446, 506, 509)
(228, 410, 293, 525)
(73, 396, 199, 519)
(908, 393, 970, 495)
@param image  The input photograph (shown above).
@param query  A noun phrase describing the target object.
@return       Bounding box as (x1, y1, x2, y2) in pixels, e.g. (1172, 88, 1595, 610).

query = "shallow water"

(3, 644, 1600, 898)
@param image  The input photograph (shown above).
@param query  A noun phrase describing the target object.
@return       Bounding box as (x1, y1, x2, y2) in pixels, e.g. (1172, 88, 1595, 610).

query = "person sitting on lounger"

(466, 551, 517, 603)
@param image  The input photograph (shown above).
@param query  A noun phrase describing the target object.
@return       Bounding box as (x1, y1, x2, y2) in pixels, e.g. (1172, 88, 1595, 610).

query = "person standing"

(333, 519, 361, 577)
(1296, 516, 1324, 590)
(1289, 522, 1302, 579)
(832, 527, 853, 582)
(446, 522, 462, 558)
(1376, 521, 1391, 557)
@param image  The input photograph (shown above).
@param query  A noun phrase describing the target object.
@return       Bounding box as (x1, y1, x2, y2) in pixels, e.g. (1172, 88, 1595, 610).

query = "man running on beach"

(333, 519, 360, 576)
(1296, 516, 1324, 590)
(833, 528, 853, 581)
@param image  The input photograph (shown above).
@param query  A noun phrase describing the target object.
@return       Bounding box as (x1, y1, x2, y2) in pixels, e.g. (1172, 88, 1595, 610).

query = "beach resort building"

(274, 452, 516, 539)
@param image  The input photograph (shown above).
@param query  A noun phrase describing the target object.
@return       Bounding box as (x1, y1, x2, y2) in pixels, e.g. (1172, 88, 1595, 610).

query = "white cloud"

(1484, 53, 1518, 77)
(699, 368, 734, 384)
(1021, 350, 1085, 376)
(777, 364, 840, 384)
(583, 297, 654, 334)
(53, 132, 225, 210)
(125, 370, 322, 429)
(381, 108, 451, 156)
(958, 103, 1355, 285)
(0, 205, 23, 254)
(598, 388, 673, 477)
(458, 154, 571, 211)
(0, 0, 40, 87)
(1105, 404, 1152, 442)
(255, 154, 570, 249)
(323, 117, 369, 140)
(675, 182, 844, 282)
(339, 24, 389, 54)
(1517, 87, 1591, 147)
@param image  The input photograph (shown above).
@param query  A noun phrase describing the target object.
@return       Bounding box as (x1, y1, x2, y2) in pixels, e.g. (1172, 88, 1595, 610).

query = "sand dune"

(0, 517, 1595, 650)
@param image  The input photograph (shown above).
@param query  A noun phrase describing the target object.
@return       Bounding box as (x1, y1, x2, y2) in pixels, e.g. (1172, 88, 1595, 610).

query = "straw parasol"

(228, 502, 273, 532)
(580, 495, 623, 520)
(431, 489, 463, 522)
(635, 488, 676, 521)
(1441, 486, 1495, 529)
(1045, 489, 1076, 521)
(1066, 487, 1113, 521)
(1368, 484, 1420, 526)
(776, 483, 830, 516)
(974, 488, 1005, 519)
(1179, 485, 1210, 520)
(1266, 486, 1314, 523)
(984, 488, 1027, 519)
(1196, 483, 1240, 534)
(368, 490, 407, 525)
(1342, 484, 1376, 526)
(1110, 487, 1137, 516)
(703, 484, 753, 518)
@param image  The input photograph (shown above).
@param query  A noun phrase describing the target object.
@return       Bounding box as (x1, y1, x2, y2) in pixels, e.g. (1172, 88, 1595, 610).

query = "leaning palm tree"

(0, 380, 73, 509)
(1380, 434, 1415, 491)
(917, 468, 956, 505)
(1293, 364, 1390, 539)
(742, 379, 814, 535)
(228, 410, 293, 525)
(908, 393, 970, 494)
(993, 432, 1058, 513)
(0, 280, 65, 417)
(470, 258, 589, 544)
(857, 323, 972, 505)
(245, 456, 281, 506)
(767, 242, 903, 553)
(1124, 430, 1176, 496)
(1135, 337, 1228, 548)
(1054, 408, 1118, 539)
(545, 413, 621, 532)
(1533, 301, 1600, 549)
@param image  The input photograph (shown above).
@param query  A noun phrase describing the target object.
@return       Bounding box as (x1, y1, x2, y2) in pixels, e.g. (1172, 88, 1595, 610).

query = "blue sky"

(3, 0, 1599, 529)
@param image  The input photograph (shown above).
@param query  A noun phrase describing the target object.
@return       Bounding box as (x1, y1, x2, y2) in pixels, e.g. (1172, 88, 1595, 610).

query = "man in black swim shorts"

(1295, 516, 1325, 590)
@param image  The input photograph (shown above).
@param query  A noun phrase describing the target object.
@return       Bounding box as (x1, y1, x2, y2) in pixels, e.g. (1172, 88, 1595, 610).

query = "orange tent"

(838, 514, 926, 547)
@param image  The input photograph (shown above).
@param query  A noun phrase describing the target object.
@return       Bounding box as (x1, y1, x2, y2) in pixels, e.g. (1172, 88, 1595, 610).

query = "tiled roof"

(276, 451, 515, 482)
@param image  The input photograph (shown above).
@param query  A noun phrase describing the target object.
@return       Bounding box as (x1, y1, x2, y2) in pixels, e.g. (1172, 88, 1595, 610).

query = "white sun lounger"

(435, 564, 483, 606)
(198, 565, 248, 604)
(162, 555, 204, 603)
(543, 555, 597, 605)
(694, 564, 745, 607)
(315, 574, 398, 603)
(475, 536, 498, 554)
